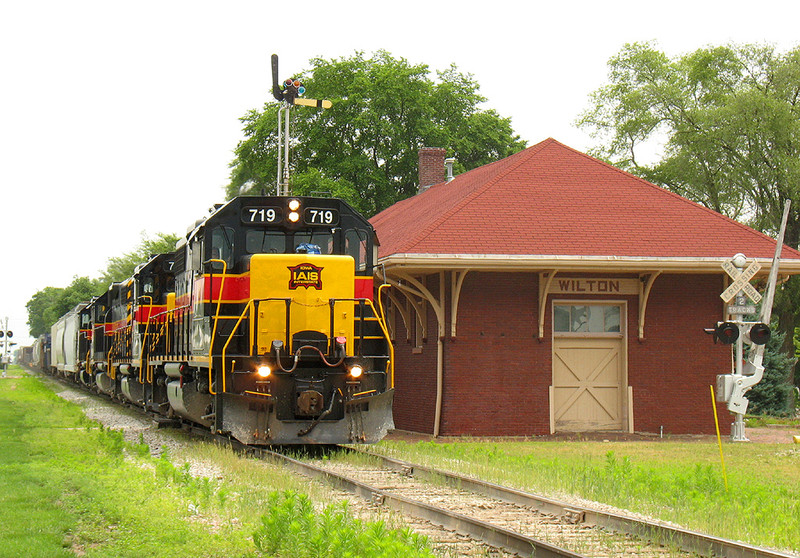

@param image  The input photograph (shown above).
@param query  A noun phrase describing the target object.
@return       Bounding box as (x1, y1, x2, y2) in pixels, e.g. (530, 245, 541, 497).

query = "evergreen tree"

(748, 325, 796, 416)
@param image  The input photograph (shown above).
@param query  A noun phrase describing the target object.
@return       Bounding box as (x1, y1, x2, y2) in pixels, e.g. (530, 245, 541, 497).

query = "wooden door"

(552, 337, 625, 431)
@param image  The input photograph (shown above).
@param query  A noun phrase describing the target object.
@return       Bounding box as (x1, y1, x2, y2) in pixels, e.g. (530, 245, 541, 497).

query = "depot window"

(554, 304, 621, 333)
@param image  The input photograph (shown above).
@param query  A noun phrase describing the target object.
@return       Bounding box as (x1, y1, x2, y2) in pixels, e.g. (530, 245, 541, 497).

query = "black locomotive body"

(46, 195, 394, 445)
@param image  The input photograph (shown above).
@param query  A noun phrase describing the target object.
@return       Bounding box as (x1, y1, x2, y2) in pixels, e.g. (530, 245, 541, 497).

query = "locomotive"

(44, 195, 395, 444)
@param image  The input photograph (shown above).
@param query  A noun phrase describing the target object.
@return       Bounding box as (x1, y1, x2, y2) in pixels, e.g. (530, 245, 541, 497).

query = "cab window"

(246, 230, 285, 254)
(346, 229, 369, 270)
(210, 226, 235, 269)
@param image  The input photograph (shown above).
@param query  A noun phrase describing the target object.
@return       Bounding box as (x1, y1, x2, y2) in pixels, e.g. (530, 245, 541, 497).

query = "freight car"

(47, 195, 394, 445)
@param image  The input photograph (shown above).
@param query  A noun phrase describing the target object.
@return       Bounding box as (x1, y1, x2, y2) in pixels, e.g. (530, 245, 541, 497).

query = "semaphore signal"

(271, 54, 331, 196)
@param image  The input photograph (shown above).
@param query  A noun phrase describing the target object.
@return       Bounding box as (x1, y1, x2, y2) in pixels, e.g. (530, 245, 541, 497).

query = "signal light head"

(715, 322, 740, 345)
(747, 323, 771, 345)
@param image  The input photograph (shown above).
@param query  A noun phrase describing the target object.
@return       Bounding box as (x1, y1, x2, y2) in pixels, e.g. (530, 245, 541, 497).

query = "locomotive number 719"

(241, 207, 280, 223)
(304, 208, 339, 225)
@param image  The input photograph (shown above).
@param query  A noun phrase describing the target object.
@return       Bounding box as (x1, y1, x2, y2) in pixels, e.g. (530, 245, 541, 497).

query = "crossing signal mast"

(0, 317, 13, 377)
(271, 54, 331, 196)
(708, 200, 791, 441)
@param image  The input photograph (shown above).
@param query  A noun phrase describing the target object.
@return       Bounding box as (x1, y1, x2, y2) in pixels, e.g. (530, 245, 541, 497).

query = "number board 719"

(241, 206, 282, 224)
(304, 208, 339, 226)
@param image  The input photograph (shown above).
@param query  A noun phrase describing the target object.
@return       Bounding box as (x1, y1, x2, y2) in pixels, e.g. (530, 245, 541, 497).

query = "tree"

(227, 51, 526, 216)
(26, 286, 63, 337)
(26, 276, 103, 337)
(748, 325, 796, 416)
(578, 42, 800, 387)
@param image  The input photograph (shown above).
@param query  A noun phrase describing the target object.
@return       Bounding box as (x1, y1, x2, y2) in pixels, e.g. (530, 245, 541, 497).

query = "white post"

(2, 317, 8, 378)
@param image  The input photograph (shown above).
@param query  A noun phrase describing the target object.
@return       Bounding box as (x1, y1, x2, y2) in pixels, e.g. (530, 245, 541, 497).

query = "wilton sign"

(551, 278, 638, 295)
(287, 263, 324, 290)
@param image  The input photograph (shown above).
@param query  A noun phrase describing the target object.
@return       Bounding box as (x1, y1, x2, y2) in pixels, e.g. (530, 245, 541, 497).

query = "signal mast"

(270, 54, 331, 196)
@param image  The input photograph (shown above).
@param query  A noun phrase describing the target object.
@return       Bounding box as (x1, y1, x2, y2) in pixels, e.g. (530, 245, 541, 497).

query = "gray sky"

(2, 0, 798, 347)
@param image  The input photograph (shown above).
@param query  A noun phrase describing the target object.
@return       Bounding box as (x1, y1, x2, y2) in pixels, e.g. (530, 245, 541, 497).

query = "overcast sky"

(1, 0, 798, 347)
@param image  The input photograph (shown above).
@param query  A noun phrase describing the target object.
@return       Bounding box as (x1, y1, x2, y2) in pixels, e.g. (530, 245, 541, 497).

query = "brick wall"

(390, 271, 732, 436)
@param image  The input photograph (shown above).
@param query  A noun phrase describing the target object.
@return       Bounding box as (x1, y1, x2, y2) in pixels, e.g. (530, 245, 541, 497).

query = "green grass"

(0, 368, 437, 557)
(368, 437, 800, 553)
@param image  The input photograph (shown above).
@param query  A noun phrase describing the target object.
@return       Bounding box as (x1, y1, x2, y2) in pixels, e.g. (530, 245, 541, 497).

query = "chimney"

(445, 157, 456, 182)
(418, 147, 447, 193)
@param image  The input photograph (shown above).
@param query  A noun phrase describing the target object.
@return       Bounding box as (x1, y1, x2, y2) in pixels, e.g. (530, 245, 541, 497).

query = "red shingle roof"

(371, 138, 800, 262)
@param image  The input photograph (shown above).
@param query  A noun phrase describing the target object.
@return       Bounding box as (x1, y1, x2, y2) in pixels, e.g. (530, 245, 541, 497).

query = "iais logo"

(287, 263, 323, 290)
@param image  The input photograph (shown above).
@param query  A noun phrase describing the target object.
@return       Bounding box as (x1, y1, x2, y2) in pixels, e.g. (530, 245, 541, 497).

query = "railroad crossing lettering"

(720, 259, 762, 303)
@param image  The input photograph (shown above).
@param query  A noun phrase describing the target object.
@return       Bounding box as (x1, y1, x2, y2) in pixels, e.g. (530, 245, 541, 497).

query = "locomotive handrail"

(138, 295, 153, 384)
(206, 258, 228, 397)
(146, 303, 190, 360)
(218, 297, 293, 394)
(330, 296, 394, 388)
(219, 299, 257, 394)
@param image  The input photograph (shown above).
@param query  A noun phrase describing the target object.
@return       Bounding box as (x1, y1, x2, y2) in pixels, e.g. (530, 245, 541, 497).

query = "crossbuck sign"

(720, 259, 762, 304)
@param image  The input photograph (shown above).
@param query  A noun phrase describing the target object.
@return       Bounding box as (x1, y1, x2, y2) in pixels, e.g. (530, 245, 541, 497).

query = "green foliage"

(748, 326, 796, 415)
(26, 276, 104, 337)
(253, 490, 434, 557)
(228, 51, 526, 216)
(0, 375, 256, 557)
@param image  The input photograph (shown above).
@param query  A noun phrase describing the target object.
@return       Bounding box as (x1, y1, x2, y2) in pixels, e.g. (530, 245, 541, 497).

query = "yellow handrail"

(207, 259, 228, 395)
(138, 296, 153, 384)
(219, 300, 255, 394)
(365, 296, 394, 389)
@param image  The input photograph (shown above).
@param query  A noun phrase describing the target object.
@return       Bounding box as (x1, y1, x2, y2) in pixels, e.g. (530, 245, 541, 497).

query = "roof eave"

(378, 253, 800, 275)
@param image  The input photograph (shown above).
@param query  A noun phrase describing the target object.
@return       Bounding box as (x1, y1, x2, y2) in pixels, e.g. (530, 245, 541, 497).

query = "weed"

(253, 490, 435, 557)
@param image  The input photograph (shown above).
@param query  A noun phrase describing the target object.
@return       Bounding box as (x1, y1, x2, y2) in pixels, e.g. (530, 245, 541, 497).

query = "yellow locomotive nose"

(249, 253, 356, 356)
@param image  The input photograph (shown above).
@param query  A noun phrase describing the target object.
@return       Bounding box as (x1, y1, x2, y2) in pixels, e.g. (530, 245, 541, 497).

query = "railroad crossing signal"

(720, 257, 762, 304)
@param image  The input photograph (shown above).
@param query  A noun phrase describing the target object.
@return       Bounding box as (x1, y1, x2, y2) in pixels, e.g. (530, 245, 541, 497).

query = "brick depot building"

(370, 139, 800, 437)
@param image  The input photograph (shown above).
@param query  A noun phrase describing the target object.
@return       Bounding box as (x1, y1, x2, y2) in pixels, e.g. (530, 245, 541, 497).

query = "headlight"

(349, 364, 363, 378)
(257, 365, 272, 378)
(288, 199, 301, 211)
(288, 211, 300, 223)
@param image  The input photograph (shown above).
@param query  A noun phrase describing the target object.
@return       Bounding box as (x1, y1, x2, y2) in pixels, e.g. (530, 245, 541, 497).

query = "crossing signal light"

(0, 331, 10, 338)
(715, 322, 739, 344)
(705, 321, 770, 345)
(746, 323, 771, 345)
